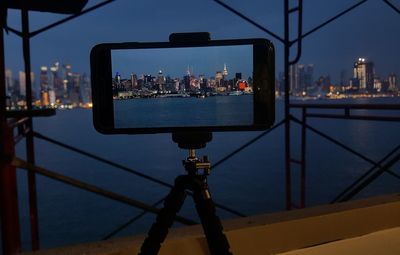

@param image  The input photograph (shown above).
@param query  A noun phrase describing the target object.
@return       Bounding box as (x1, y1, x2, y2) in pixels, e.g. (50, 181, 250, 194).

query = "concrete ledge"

(20, 193, 400, 255)
(279, 227, 400, 255)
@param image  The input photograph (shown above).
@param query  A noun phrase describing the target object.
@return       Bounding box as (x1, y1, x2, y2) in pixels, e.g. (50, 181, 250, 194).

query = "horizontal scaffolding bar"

(305, 113, 400, 122)
(5, 108, 56, 118)
(290, 103, 400, 110)
(290, 103, 400, 121)
(12, 157, 196, 226)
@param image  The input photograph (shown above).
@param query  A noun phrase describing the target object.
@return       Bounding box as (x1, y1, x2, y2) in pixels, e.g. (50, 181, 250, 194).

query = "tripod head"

(172, 132, 212, 175)
(172, 132, 212, 149)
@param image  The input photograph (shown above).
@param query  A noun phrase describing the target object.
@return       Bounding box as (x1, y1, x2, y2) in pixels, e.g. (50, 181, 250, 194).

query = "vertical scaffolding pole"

(300, 108, 307, 208)
(284, 0, 303, 210)
(21, 8, 40, 250)
(1, 18, 22, 253)
(284, 0, 292, 210)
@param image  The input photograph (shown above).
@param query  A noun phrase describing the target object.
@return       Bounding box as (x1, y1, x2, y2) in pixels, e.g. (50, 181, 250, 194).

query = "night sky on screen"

(3, 0, 400, 83)
(111, 45, 253, 79)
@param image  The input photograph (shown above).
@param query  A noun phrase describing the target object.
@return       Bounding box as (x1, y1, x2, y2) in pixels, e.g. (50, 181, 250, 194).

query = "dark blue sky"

(4, 0, 400, 83)
(111, 45, 253, 79)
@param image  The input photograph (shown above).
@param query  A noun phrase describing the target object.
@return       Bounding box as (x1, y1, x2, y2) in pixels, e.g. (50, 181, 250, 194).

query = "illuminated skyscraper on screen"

(223, 63, 228, 78)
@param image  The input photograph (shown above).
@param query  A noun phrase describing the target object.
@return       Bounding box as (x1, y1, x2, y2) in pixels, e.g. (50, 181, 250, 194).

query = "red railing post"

(0, 124, 22, 255)
(0, 8, 22, 255)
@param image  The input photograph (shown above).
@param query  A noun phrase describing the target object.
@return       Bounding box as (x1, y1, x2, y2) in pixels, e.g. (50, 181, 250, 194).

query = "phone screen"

(111, 45, 254, 128)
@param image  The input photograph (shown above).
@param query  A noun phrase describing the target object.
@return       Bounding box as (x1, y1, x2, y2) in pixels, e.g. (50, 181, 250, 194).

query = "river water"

(114, 94, 254, 128)
(12, 97, 400, 250)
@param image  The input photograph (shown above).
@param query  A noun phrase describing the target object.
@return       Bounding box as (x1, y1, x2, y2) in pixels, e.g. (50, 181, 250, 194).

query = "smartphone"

(90, 38, 275, 134)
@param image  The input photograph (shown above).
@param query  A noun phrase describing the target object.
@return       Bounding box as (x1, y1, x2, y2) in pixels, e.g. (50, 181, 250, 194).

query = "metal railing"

(289, 103, 400, 207)
(0, 0, 399, 254)
(7, 117, 254, 234)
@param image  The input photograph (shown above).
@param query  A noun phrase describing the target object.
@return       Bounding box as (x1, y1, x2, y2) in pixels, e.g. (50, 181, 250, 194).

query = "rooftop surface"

(20, 193, 400, 255)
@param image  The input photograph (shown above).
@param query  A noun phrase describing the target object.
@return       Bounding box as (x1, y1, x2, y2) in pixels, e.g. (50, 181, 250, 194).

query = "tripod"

(138, 132, 233, 255)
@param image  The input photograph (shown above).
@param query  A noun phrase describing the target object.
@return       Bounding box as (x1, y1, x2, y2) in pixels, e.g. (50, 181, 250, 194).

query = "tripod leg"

(191, 177, 233, 255)
(138, 175, 188, 255)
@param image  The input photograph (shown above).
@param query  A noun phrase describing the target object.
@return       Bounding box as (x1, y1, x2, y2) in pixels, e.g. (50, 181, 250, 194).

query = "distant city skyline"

(5, 54, 398, 106)
(3, 1, 399, 84)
